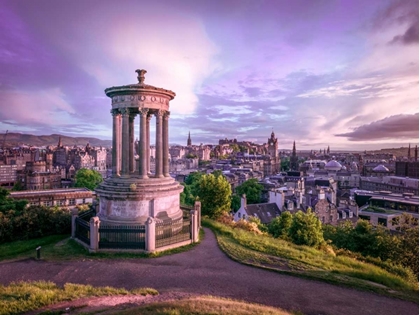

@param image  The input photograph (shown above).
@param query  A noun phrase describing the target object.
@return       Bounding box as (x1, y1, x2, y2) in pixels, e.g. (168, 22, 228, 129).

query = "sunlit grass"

(102, 296, 294, 315)
(0, 281, 158, 315)
(203, 218, 418, 301)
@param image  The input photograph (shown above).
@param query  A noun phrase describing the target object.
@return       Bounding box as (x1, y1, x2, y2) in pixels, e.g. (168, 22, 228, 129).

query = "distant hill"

(0, 132, 112, 148)
(366, 147, 417, 158)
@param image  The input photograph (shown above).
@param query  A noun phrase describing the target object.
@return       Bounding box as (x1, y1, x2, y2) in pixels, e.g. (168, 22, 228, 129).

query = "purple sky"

(0, 0, 418, 150)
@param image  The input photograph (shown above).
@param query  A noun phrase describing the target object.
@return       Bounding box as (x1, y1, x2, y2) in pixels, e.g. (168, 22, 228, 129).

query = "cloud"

(335, 113, 419, 141)
(390, 22, 419, 45)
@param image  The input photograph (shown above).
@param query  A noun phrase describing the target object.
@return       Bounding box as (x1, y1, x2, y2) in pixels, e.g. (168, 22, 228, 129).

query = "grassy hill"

(0, 132, 111, 148)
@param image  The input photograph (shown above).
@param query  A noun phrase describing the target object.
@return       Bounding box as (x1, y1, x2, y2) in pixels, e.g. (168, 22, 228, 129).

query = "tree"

(74, 168, 103, 190)
(235, 179, 263, 204)
(289, 209, 324, 247)
(196, 173, 231, 219)
(0, 187, 27, 213)
(281, 157, 290, 171)
(231, 194, 241, 211)
(268, 211, 293, 239)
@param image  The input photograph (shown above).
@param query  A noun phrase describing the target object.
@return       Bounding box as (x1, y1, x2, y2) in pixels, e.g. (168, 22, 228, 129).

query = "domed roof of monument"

(373, 164, 389, 172)
(104, 69, 176, 98)
(325, 160, 342, 170)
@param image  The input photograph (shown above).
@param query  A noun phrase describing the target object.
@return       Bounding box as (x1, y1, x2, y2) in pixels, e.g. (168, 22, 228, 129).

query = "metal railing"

(99, 224, 146, 249)
(156, 217, 191, 248)
(75, 217, 90, 245)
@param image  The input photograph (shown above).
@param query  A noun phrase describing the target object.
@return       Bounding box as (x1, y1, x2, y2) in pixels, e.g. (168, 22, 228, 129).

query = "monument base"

(95, 176, 184, 225)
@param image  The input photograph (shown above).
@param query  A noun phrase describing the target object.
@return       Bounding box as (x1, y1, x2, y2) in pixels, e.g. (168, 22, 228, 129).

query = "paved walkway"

(0, 229, 417, 315)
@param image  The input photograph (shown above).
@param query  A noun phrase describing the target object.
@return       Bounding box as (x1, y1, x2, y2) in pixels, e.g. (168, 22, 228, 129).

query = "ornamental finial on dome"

(135, 69, 147, 84)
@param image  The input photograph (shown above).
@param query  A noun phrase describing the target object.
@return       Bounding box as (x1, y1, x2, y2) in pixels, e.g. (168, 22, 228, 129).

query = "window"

(378, 218, 387, 227)
(359, 215, 370, 221)
(69, 199, 75, 205)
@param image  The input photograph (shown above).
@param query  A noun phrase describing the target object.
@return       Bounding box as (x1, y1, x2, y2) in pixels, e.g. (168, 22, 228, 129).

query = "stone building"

(16, 161, 61, 190)
(0, 164, 17, 188)
(10, 188, 93, 209)
(310, 188, 338, 225)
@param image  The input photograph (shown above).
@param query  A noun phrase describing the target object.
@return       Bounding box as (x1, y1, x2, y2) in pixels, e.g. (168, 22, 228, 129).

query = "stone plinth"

(95, 176, 183, 225)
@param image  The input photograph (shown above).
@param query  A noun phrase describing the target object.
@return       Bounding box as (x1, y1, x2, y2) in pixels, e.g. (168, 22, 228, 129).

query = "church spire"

(408, 143, 411, 158)
(58, 136, 62, 148)
(187, 131, 192, 146)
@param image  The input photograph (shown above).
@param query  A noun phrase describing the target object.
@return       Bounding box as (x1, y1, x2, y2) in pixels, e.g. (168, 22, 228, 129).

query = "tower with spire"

(187, 131, 192, 147)
(408, 143, 411, 159)
(290, 141, 298, 171)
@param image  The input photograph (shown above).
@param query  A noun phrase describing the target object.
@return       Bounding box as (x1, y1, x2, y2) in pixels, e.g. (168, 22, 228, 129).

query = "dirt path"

(0, 228, 417, 315)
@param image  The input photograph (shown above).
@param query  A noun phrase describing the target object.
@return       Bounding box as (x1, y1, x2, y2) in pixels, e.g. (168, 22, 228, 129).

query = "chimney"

(241, 194, 247, 209)
(318, 188, 325, 200)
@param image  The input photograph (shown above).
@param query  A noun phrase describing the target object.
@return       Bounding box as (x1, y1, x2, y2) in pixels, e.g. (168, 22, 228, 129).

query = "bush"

(0, 206, 71, 243)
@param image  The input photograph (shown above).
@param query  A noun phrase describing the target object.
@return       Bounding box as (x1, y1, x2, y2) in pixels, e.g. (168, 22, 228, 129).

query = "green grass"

(80, 296, 294, 315)
(0, 229, 204, 261)
(203, 218, 419, 302)
(0, 281, 158, 315)
(0, 235, 71, 261)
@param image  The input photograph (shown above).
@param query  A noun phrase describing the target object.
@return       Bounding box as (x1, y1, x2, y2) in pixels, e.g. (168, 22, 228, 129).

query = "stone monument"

(95, 69, 184, 225)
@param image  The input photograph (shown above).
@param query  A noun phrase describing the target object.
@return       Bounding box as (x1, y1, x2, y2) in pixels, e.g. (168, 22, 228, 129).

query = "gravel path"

(0, 228, 417, 315)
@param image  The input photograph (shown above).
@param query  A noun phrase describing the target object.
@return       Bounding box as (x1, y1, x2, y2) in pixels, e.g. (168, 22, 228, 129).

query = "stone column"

(194, 200, 201, 229)
(129, 113, 135, 173)
(139, 108, 149, 179)
(71, 208, 79, 238)
(111, 109, 121, 176)
(163, 111, 170, 177)
(146, 114, 152, 175)
(145, 217, 156, 253)
(121, 108, 130, 176)
(155, 110, 164, 178)
(89, 216, 100, 252)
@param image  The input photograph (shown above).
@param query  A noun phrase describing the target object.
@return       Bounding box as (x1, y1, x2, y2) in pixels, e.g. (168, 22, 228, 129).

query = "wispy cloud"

(335, 113, 419, 141)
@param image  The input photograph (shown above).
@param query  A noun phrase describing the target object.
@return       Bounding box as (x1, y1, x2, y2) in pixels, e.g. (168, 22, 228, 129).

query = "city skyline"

(0, 0, 418, 150)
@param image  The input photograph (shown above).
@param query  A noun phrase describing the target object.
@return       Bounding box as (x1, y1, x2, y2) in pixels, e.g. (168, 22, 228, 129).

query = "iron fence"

(99, 224, 146, 249)
(75, 217, 90, 245)
(156, 217, 191, 248)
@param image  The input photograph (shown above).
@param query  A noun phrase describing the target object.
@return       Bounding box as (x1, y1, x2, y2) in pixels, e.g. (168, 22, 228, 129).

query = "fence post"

(145, 217, 156, 253)
(190, 209, 199, 243)
(194, 201, 201, 228)
(71, 208, 79, 239)
(89, 216, 100, 252)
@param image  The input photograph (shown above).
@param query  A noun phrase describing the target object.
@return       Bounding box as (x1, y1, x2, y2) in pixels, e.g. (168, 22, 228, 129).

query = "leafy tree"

(235, 179, 263, 204)
(229, 144, 240, 153)
(180, 172, 204, 207)
(281, 157, 290, 171)
(231, 194, 241, 211)
(196, 173, 232, 219)
(184, 171, 204, 186)
(289, 208, 324, 247)
(211, 170, 223, 178)
(323, 216, 419, 278)
(11, 181, 24, 191)
(0, 187, 27, 213)
(74, 168, 103, 190)
(268, 211, 293, 239)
